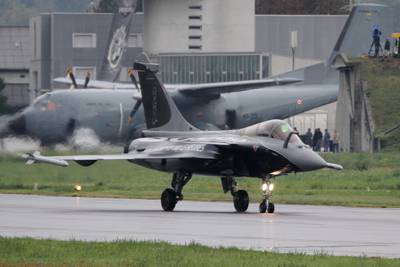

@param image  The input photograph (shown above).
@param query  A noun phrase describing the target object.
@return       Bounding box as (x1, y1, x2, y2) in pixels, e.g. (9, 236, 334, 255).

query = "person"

(314, 128, 323, 152)
(323, 129, 331, 152)
(384, 39, 391, 57)
(372, 25, 382, 57)
(332, 130, 339, 153)
(312, 129, 318, 151)
(304, 128, 313, 147)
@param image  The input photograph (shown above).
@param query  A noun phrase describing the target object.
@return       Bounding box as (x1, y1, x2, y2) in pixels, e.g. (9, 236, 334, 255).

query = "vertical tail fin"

(134, 61, 199, 132)
(329, 3, 393, 63)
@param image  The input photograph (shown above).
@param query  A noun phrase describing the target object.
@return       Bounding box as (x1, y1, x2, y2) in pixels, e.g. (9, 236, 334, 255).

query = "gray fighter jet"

(24, 61, 343, 213)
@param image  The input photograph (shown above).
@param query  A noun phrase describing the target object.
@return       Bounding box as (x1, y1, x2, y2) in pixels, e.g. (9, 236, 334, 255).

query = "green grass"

(0, 237, 399, 267)
(1, 152, 400, 208)
(360, 57, 400, 150)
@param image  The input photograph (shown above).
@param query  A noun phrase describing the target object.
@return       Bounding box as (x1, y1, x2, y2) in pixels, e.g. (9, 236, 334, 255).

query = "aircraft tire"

(267, 202, 275, 214)
(233, 190, 249, 213)
(259, 201, 267, 213)
(161, 188, 177, 211)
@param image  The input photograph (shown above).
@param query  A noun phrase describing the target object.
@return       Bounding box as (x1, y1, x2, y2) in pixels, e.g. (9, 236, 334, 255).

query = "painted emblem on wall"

(107, 25, 128, 69)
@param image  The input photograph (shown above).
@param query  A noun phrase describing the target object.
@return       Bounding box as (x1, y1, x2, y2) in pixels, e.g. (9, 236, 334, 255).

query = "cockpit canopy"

(239, 120, 303, 145)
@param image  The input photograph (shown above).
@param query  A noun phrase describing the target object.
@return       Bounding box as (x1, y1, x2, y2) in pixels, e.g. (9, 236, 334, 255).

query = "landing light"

(261, 183, 274, 192)
(74, 184, 82, 192)
(269, 183, 274, 191)
(262, 183, 268, 191)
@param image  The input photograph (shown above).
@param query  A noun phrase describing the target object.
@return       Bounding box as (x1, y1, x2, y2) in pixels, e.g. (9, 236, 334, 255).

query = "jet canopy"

(239, 120, 303, 145)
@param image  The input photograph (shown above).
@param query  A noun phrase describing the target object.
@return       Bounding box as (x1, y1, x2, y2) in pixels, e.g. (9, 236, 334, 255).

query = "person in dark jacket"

(372, 25, 382, 57)
(305, 128, 313, 147)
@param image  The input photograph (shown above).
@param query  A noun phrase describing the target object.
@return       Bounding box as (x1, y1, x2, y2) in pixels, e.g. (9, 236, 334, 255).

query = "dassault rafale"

(24, 61, 343, 213)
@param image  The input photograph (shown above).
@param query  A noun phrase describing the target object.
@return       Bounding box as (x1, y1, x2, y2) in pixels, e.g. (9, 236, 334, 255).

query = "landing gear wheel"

(233, 190, 249, 213)
(259, 200, 267, 213)
(161, 188, 177, 212)
(267, 202, 275, 214)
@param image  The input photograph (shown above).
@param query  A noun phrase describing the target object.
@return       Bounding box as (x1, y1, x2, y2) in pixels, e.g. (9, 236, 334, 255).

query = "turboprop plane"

(24, 61, 343, 213)
(3, 3, 390, 145)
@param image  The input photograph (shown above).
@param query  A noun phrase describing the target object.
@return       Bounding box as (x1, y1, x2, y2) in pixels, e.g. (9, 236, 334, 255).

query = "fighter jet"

(24, 61, 343, 213)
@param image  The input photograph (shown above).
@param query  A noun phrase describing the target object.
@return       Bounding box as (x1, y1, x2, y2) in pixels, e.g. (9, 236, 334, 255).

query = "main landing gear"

(221, 177, 249, 213)
(259, 178, 275, 214)
(161, 171, 192, 211)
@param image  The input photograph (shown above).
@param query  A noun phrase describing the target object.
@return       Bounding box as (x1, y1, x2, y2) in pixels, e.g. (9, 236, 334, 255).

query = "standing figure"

(305, 128, 313, 147)
(333, 130, 340, 153)
(384, 39, 391, 57)
(323, 129, 331, 152)
(371, 25, 382, 57)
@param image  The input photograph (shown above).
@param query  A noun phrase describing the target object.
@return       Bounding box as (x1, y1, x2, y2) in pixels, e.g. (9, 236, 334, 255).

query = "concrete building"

(144, 0, 255, 54)
(256, 15, 347, 76)
(0, 27, 30, 107)
(332, 54, 376, 152)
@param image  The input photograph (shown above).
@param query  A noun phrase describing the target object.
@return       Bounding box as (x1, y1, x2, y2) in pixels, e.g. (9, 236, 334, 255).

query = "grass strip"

(0, 237, 399, 267)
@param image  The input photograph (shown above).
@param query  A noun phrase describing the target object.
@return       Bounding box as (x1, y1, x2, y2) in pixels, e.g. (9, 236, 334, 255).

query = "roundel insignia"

(296, 98, 303, 105)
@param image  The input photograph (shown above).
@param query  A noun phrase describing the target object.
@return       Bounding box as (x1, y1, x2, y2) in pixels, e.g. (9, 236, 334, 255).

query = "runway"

(0, 194, 399, 258)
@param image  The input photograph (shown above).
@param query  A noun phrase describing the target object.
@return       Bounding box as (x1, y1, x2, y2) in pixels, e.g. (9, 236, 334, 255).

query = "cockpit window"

(240, 120, 304, 145)
(270, 122, 303, 145)
(32, 94, 60, 111)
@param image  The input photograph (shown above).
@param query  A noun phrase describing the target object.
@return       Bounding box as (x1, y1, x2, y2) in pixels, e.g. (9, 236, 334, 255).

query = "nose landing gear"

(259, 178, 275, 214)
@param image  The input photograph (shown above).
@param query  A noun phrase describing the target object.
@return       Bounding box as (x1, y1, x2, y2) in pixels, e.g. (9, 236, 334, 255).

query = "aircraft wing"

(54, 76, 302, 97)
(23, 149, 219, 168)
(53, 77, 136, 90)
(175, 78, 303, 97)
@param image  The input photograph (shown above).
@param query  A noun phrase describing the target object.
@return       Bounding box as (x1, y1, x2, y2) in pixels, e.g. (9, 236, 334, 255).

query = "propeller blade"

(67, 67, 78, 89)
(128, 68, 139, 90)
(84, 72, 90, 88)
(128, 100, 142, 124)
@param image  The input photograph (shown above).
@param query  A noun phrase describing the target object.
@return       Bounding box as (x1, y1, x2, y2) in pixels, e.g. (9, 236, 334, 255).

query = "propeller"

(84, 72, 91, 88)
(66, 67, 78, 89)
(127, 68, 142, 124)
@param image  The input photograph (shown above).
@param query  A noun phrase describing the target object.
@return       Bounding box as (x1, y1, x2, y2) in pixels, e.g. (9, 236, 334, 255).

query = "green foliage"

(0, 0, 91, 26)
(95, 0, 119, 13)
(359, 57, 400, 150)
(0, 77, 8, 114)
(255, 0, 349, 15)
(0, 237, 399, 266)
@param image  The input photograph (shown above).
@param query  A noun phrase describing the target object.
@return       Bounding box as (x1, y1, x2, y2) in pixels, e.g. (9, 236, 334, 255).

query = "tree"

(0, 77, 8, 114)
(94, 0, 119, 13)
(256, 0, 349, 15)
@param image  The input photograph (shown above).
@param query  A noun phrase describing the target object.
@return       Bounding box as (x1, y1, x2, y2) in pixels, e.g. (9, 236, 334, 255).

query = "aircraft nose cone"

(8, 114, 26, 135)
(296, 149, 329, 172)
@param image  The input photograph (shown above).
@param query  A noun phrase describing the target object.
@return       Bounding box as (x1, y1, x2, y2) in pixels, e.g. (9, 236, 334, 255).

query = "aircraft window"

(271, 123, 303, 145)
(32, 95, 59, 111)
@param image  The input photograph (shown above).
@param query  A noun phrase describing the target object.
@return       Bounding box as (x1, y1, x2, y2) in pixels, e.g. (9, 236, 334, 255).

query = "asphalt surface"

(0, 194, 399, 258)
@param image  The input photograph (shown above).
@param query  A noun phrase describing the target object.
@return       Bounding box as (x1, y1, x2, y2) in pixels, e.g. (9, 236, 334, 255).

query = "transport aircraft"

(23, 61, 343, 213)
(2, 3, 389, 146)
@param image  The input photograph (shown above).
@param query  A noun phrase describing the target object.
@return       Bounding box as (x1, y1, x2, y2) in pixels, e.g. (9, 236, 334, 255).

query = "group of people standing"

(302, 128, 339, 152)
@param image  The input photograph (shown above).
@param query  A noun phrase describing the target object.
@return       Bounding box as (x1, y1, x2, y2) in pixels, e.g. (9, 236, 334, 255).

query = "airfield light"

(74, 184, 82, 192)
